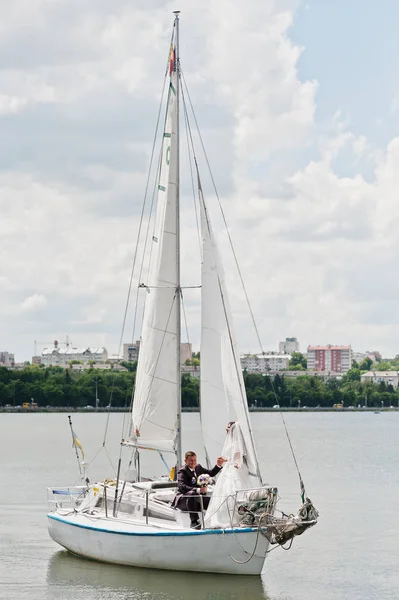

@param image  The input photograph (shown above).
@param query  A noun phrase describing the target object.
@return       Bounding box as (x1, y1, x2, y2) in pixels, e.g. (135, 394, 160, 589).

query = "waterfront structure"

(40, 341, 108, 366)
(361, 371, 399, 389)
(279, 337, 300, 354)
(0, 351, 15, 366)
(240, 353, 291, 373)
(307, 345, 352, 374)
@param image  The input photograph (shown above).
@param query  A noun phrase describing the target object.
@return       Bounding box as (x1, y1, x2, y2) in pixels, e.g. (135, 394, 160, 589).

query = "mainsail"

(199, 182, 262, 486)
(129, 47, 179, 453)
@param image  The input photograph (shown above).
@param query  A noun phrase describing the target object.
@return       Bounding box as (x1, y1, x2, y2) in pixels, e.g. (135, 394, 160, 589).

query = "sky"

(2, 0, 399, 361)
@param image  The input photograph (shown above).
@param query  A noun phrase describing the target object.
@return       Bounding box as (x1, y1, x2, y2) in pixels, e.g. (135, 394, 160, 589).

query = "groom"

(172, 451, 226, 529)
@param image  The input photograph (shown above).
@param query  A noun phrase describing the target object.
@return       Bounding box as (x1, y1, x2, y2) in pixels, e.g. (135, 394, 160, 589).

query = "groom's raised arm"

(201, 457, 227, 477)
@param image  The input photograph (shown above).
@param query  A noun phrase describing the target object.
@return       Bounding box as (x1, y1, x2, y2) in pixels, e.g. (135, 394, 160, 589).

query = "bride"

(205, 421, 253, 528)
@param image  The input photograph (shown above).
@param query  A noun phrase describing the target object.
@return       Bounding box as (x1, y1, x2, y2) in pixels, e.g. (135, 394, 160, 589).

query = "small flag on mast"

(169, 44, 176, 76)
(72, 427, 84, 460)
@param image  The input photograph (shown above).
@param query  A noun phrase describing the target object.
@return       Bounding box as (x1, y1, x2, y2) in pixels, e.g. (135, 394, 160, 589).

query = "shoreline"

(0, 406, 396, 413)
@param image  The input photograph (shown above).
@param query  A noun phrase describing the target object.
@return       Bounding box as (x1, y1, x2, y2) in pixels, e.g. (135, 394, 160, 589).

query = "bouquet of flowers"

(197, 473, 213, 488)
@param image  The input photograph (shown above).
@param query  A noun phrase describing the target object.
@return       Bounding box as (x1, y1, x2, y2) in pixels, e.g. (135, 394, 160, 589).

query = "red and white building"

(307, 345, 352, 374)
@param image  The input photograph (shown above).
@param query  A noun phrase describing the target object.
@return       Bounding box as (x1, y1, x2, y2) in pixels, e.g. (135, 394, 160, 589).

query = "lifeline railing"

(47, 486, 89, 512)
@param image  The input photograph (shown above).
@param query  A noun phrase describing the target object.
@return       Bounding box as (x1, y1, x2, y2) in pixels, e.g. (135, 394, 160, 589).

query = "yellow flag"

(72, 427, 84, 459)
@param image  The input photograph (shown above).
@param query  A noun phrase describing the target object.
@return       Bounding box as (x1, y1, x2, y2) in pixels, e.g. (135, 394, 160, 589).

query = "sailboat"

(47, 12, 318, 576)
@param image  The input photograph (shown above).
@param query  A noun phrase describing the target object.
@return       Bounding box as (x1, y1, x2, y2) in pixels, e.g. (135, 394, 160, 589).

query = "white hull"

(48, 512, 270, 575)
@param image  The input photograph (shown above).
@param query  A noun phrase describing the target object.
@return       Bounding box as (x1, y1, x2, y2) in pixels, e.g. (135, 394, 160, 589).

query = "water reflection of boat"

(47, 551, 270, 600)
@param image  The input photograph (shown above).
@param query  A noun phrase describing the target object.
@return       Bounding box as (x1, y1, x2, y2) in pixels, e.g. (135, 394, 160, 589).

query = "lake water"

(0, 411, 398, 600)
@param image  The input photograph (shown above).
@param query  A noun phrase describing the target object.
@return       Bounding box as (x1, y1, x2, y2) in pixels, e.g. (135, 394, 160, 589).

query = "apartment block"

(307, 345, 352, 374)
(0, 351, 15, 366)
(240, 353, 291, 373)
(278, 337, 300, 354)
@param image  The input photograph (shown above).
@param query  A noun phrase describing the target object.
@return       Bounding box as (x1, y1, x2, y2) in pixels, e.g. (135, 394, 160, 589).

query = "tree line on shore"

(0, 360, 397, 409)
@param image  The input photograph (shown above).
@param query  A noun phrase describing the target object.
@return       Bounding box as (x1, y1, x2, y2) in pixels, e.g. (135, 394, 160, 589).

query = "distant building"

(352, 351, 378, 366)
(123, 341, 192, 366)
(123, 341, 140, 363)
(180, 343, 192, 365)
(278, 338, 300, 354)
(0, 351, 15, 367)
(108, 354, 123, 363)
(179, 367, 347, 382)
(240, 353, 291, 373)
(352, 352, 366, 365)
(307, 345, 352, 374)
(361, 371, 399, 388)
(181, 364, 200, 379)
(70, 363, 127, 372)
(365, 351, 380, 363)
(262, 370, 344, 382)
(40, 341, 108, 367)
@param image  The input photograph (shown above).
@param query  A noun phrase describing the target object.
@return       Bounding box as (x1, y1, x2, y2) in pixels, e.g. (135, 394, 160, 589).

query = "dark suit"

(172, 463, 222, 524)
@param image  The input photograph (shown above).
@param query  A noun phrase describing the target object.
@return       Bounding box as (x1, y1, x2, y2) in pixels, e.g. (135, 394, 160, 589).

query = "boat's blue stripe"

(47, 513, 257, 537)
(52, 490, 83, 495)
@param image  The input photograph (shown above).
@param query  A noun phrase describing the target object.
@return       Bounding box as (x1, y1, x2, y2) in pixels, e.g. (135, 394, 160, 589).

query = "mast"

(174, 10, 182, 469)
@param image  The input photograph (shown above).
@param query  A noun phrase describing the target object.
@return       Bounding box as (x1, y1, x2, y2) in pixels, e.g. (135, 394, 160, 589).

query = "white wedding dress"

(205, 422, 253, 528)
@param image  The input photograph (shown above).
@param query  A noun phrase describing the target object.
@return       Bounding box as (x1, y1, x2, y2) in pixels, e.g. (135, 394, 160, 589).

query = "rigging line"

(181, 82, 202, 261)
(131, 142, 162, 322)
(104, 148, 161, 446)
(129, 146, 162, 370)
(181, 68, 265, 356)
(182, 70, 306, 496)
(181, 78, 214, 464)
(140, 284, 201, 289)
(126, 148, 162, 423)
(258, 370, 306, 494)
(181, 84, 202, 236)
(118, 35, 172, 361)
(122, 24, 175, 432)
(120, 399, 131, 450)
(131, 70, 173, 350)
(125, 91, 165, 422)
(158, 451, 171, 474)
(181, 104, 211, 463)
(128, 72, 176, 423)
(278, 407, 305, 493)
(102, 41, 172, 449)
(180, 76, 198, 164)
(180, 289, 191, 349)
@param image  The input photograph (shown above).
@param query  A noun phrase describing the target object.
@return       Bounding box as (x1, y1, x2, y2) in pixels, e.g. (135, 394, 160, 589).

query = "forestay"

(129, 50, 179, 453)
(199, 183, 262, 485)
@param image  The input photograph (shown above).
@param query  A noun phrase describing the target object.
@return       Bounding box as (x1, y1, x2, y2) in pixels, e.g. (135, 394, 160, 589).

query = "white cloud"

(0, 93, 28, 115)
(19, 293, 48, 312)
